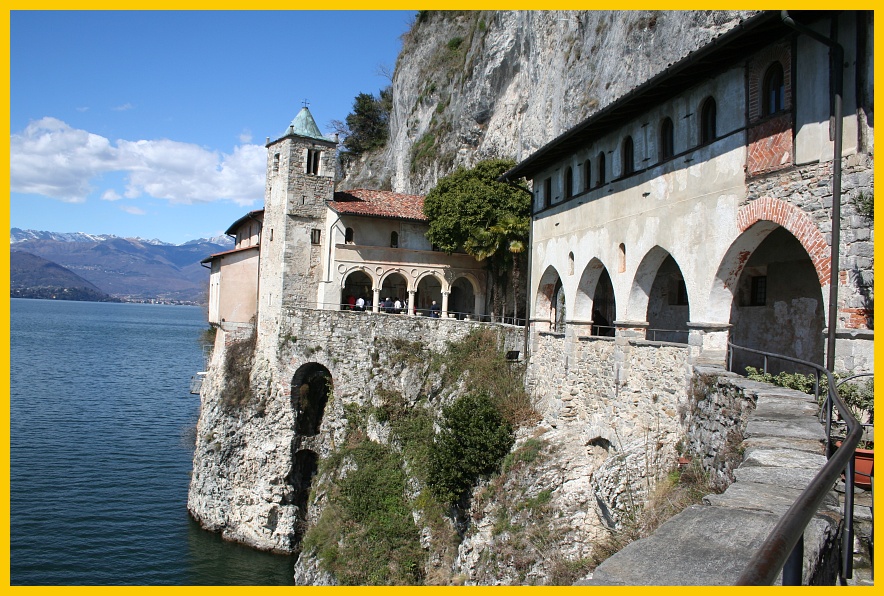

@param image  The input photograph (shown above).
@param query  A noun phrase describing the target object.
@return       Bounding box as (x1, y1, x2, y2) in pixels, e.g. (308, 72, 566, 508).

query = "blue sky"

(10, 10, 415, 244)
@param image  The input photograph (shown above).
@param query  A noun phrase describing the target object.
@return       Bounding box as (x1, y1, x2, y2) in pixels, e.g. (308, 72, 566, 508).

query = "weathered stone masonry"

(188, 310, 524, 553)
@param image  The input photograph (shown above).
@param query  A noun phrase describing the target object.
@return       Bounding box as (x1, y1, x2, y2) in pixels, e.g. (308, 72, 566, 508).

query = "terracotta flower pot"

(853, 447, 874, 491)
(835, 441, 874, 490)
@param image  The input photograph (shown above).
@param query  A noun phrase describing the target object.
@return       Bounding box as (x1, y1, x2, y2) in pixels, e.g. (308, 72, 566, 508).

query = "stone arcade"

(503, 10, 873, 377)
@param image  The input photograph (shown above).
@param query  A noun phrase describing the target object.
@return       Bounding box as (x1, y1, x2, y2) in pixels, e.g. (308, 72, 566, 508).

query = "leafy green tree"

(337, 88, 392, 155)
(427, 392, 514, 505)
(423, 159, 531, 320)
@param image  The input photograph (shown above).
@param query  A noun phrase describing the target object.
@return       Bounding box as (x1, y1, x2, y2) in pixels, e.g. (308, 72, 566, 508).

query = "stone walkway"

(578, 370, 863, 585)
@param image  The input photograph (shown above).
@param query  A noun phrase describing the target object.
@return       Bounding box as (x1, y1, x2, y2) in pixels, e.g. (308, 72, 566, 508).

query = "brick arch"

(736, 197, 831, 285)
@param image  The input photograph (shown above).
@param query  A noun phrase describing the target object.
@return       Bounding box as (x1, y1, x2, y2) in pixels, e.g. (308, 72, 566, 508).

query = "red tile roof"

(330, 188, 426, 222)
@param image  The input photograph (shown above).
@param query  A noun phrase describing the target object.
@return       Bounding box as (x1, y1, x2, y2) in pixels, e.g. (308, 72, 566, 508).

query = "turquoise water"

(9, 299, 296, 585)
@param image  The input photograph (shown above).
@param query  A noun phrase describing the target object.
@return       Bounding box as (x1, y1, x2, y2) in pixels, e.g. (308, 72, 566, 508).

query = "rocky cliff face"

(340, 10, 757, 194)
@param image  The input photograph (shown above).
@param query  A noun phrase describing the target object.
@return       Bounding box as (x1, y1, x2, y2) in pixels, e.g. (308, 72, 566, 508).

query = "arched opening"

(728, 227, 824, 373)
(290, 449, 318, 545)
(342, 269, 372, 311)
(568, 252, 575, 276)
(416, 274, 443, 316)
(449, 276, 476, 319)
(659, 117, 674, 161)
(622, 136, 635, 176)
(292, 363, 332, 437)
(574, 258, 616, 336)
(700, 97, 717, 144)
(592, 269, 616, 336)
(646, 254, 690, 343)
(390, 231, 399, 248)
(565, 166, 574, 198)
(380, 272, 408, 312)
(583, 160, 592, 191)
(344, 227, 354, 244)
(618, 243, 626, 273)
(762, 62, 785, 116)
(554, 279, 566, 332)
(535, 266, 564, 332)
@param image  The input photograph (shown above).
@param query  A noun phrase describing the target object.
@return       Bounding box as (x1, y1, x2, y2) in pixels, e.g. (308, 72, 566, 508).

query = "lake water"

(9, 299, 296, 585)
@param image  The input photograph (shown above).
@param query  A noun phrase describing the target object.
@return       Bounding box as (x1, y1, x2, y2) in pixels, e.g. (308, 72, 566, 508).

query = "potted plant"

(835, 377, 874, 490)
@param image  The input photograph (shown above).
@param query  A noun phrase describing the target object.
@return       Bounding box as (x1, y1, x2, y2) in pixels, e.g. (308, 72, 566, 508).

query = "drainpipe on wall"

(780, 11, 844, 373)
(505, 180, 535, 358)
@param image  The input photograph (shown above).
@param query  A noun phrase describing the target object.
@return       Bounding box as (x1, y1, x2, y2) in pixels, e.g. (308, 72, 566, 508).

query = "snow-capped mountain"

(10, 228, 235, 248)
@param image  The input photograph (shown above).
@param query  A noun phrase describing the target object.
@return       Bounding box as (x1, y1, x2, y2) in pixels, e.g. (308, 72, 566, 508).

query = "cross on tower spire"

(301, 99, 310, 109)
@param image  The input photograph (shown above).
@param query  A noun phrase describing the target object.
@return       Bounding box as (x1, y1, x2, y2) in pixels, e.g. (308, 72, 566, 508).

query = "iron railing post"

(783, 534, 804, 585)
(842, 456, 855, 579)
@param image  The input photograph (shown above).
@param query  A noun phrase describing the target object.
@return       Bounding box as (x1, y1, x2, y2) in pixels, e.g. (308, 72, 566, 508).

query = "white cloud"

(10, 117, 266, 206)
(112, 103, 134, 111)
(120, 205, 146, 215)
(239, 129, 253, 143)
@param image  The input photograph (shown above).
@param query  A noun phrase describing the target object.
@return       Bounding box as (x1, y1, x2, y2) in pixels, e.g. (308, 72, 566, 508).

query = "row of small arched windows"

(558, 97, 716, 202)
(344, 227, 399, 248)
(552, 62, 786, 205)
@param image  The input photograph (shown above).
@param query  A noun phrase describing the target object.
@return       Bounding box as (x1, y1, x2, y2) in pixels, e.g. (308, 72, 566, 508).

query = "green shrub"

(375, 388, 435, 483)
(427, 392, 514, 504)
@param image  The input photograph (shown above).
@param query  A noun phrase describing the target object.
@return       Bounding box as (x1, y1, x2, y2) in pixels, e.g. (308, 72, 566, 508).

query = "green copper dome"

(283, 107, 328, 141)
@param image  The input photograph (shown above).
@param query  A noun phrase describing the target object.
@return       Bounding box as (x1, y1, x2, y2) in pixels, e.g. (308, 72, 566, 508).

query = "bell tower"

(258, 106, 337, 338)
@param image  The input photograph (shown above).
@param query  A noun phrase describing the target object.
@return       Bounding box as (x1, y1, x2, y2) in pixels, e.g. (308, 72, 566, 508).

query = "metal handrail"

(728, 341, 863, 585)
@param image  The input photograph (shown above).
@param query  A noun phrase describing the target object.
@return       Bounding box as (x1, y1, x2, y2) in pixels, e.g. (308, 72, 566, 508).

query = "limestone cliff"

(340, 10, 757, 193)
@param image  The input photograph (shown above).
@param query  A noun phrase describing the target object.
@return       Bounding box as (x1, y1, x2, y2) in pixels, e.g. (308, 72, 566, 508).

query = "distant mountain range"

(10, 229, 235, 303)
(11, 228, 234, 247)
(10, 252, 120, 302)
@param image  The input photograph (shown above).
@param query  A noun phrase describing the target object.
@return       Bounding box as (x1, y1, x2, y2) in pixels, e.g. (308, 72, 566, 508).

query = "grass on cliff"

(302, 440, 425, 585)
(432, 328, 537, 427)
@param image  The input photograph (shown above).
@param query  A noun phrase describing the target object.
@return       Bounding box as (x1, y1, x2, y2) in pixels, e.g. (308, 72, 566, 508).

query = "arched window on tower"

(659, 117, 674, 162)
(390, 231, 399, 248)
(762, 62, 785, 116)
(700, 97, 717, 145)
(565, 166, 574, 198)
(344, 227, 354, 244)
(306, 149, 321, 175)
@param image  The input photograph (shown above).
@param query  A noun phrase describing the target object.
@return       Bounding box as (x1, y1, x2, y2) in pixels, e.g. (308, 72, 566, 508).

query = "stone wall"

(526, 331, 693, 527)
(681, 366, 758, 485)
(584, 366, 841, 586)
(188, 309, 525, 554)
